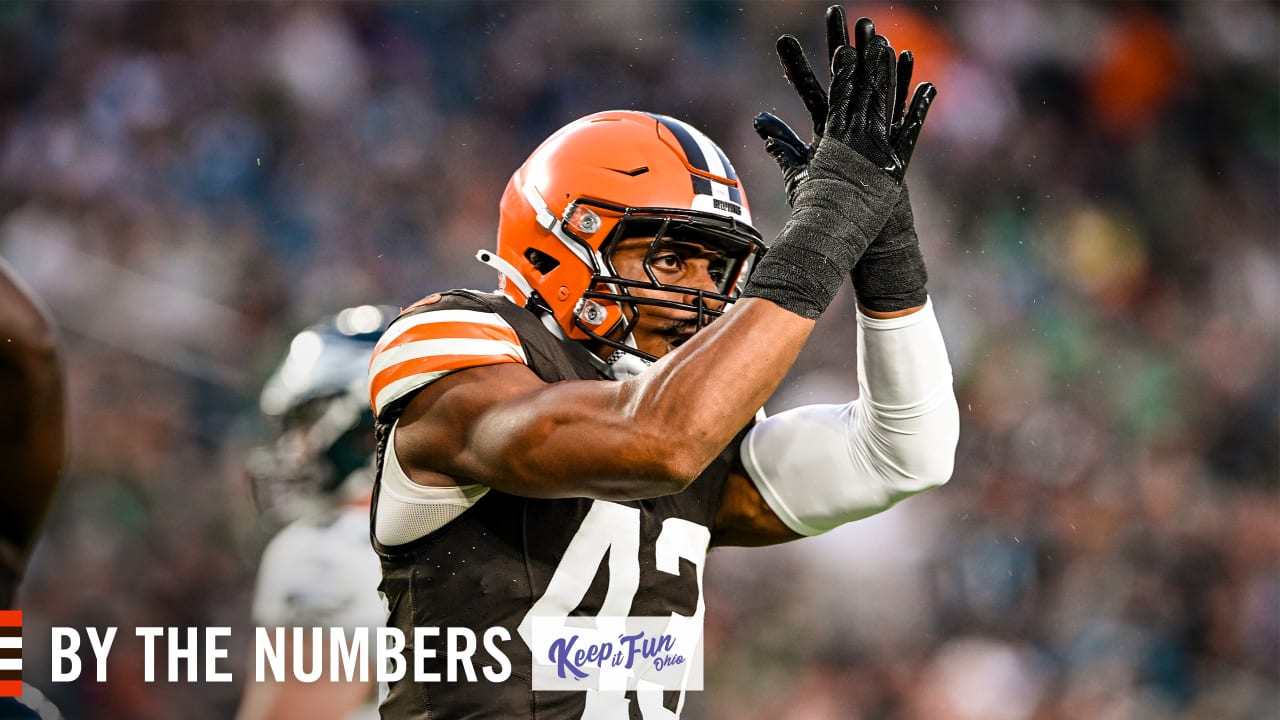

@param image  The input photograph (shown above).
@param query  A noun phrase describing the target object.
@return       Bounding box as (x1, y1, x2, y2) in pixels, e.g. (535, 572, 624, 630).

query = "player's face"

(609, 236, 730, 358)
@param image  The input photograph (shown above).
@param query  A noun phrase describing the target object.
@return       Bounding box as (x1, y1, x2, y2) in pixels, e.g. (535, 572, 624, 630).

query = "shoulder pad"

(368, 293, 527, 418)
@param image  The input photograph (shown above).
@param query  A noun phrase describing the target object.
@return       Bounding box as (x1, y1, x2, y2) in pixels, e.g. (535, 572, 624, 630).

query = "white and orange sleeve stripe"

(368, 309, 527, 417)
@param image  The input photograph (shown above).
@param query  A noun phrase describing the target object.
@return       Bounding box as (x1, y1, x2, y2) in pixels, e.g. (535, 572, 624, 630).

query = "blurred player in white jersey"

(235, 306, 395, 720)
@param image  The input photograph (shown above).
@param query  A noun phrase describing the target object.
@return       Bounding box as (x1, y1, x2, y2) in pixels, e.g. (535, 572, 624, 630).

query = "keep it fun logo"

(526, 616, 703, 693)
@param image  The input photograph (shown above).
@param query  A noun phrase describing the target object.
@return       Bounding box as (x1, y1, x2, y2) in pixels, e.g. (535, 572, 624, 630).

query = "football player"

(235, 306, 395, 720)
(0, 259, 66, 718)
(367, 8, 958, 718)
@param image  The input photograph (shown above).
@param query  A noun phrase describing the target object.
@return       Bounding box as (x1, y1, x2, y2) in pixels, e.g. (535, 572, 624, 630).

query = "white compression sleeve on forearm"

(741, 298, 959, 535)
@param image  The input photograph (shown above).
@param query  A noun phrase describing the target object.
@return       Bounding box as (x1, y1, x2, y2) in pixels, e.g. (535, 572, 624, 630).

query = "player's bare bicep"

(711, 466, 802, 547)
(393, 362, 547, 487)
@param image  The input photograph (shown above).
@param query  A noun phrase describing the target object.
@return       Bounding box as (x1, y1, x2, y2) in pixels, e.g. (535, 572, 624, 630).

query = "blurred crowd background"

(1, 1, 1276, 718)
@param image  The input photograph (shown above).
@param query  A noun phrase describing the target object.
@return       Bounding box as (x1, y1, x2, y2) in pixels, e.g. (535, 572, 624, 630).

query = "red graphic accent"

(0, 609, 20, 697)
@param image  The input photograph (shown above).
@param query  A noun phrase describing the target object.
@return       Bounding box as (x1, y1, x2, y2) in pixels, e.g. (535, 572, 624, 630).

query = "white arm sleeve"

(741, 298, 959, 536)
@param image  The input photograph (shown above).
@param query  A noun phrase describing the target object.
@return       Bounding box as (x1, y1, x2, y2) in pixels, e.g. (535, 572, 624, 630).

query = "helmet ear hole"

(524, 247, 561, 276)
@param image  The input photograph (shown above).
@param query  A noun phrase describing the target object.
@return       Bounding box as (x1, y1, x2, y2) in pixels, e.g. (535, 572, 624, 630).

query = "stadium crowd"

(1, 2, 1275, 718)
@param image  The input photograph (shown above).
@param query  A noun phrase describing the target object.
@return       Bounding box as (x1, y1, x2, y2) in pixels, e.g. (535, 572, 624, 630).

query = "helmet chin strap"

(548, 313, 651, 380)
(536, 304, 650, 381)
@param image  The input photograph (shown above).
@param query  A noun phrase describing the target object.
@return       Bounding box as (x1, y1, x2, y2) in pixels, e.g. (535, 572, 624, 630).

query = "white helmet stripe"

(646, 113, 747, 219)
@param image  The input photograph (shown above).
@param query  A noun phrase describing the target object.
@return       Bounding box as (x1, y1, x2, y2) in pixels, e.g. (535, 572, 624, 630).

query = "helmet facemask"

(246, 391, 376, 522)
(559, 199, 764, 362)
(248, 304, 394, 523)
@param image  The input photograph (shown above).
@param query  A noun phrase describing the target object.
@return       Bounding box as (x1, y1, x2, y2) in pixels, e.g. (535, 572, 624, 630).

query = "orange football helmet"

(479, 110, 765, 362)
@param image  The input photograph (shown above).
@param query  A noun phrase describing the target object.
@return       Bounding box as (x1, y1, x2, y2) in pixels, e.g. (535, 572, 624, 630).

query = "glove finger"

(893, 50, 914, 132)
(825, 5, 850, 65)
(894, 82, 937, 170)
(753, 112, 808, 152)
(849, 35, 886, 138)
(826, 44, 858, 138)
(881, 38, 898, 134)
(861, 36, 893, 132)
(777, 35, 829, 138)
(853, 17, 875, 60)
(763, 137, 807, 168)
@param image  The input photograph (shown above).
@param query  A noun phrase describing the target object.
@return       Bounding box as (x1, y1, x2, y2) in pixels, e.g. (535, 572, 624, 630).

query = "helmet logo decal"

(712, 198, 743, 216)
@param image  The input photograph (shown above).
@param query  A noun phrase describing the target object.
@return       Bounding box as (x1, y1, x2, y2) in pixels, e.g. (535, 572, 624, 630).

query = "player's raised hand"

(848, 20, 940, 315)
(741, 6, 908, 320)
(885, 45, 938, 181)
(752, 5, 852, 204)
(755, 8, 937, 197)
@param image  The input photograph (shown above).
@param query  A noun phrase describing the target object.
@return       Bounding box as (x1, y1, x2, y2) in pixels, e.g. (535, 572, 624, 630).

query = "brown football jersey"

(370, 291, 737, 719)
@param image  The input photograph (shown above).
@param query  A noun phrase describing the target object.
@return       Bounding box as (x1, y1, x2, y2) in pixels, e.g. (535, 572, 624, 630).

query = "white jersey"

(250, 504, 384, 720)
(251, 504, 384, 629)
